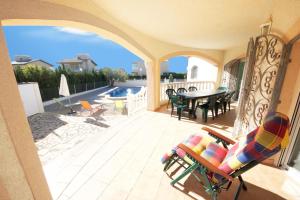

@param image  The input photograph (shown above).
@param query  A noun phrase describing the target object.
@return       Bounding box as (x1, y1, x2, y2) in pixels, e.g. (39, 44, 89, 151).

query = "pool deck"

(44, 86, 114, 113)
(44, 86, 143, 114)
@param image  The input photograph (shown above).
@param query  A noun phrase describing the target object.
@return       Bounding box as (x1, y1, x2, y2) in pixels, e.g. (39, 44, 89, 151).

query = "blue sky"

(3, 26, 187, 73)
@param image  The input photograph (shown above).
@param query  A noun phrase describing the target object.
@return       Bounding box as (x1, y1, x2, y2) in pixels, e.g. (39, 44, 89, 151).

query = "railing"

(127, 87, 147, 116)
(160, 81, 216, 103)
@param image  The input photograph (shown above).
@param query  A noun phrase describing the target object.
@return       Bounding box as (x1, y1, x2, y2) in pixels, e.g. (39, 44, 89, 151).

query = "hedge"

(14, 65, 110, 101)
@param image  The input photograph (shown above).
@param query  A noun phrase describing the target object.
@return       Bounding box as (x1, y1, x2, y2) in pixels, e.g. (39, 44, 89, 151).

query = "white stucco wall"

(187, 57, 218, 82)
(18, 83, 44, 116)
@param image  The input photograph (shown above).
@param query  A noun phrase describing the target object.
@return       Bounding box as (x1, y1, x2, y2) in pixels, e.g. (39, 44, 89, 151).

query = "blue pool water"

(107, 87, 141, 97)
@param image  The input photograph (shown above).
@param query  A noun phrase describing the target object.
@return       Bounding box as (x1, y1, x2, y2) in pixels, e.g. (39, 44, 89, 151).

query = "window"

(191, 65, 198, 79)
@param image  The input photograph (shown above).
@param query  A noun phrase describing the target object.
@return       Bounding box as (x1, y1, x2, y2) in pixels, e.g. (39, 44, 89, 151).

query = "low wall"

(115, 80, 147, 87)
(18, 83, 44, 116)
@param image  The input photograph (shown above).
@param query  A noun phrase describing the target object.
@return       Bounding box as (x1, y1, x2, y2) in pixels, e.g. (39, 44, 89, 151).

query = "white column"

(145, 60, 161, 110)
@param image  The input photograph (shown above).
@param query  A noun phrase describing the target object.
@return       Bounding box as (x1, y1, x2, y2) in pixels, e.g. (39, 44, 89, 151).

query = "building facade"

(11, 55, 54, 70)
(58, 54, 97, 72)
(186, 57, 218, 82)
(132, 60, 168, 75)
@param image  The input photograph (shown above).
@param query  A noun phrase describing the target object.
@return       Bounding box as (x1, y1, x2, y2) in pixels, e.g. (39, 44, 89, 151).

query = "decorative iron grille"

(242, 34, 284, 131)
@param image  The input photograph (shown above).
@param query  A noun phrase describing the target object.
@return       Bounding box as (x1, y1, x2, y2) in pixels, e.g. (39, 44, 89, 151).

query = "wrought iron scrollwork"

(242, 34, 284, 130)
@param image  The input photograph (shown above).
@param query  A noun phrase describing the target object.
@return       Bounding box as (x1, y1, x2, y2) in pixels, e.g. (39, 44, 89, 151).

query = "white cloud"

(54, 27, 95, 36)
(23, 26, 111, 44)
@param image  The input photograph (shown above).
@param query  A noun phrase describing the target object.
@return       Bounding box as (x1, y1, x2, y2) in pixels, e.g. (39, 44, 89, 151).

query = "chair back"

(216, 112, 289, 179)
(216, 93, 225, 103)
(166, 89, 176, 98)
(170, 95, 180, 105)
(207, 95, 218, 109)
(115, 100, 124, 109)
(217, 86, 228, 91)
(225, 91, 235, 101)
(170, 95, 188, 106)
(80, 100, 92, 111)
(188, 86, 197, 92)
(177, 88, 188, 94)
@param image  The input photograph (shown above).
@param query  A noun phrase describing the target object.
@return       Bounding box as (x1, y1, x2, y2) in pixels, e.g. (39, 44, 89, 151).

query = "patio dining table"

(177, 89, 227, 119)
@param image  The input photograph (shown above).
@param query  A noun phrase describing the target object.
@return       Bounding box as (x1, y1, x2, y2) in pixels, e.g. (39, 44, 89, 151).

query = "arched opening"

(1, 22, 151, 199)
(159, 53, 219, 105)
(221, 58, 245, 101)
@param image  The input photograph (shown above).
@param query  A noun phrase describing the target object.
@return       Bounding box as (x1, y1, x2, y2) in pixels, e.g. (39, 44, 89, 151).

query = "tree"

(101, 67, 115, 86)
(14, 66, 26, 82)
(114, 68, 128, 82)
(169, 74, 174, 82)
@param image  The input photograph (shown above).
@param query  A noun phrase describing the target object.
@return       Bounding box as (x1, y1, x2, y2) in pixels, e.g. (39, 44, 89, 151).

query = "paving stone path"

(28, 112, 127, 165)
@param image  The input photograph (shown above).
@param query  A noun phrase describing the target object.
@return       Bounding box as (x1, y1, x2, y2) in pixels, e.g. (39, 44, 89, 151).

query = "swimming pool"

(107, 87, 141, 97)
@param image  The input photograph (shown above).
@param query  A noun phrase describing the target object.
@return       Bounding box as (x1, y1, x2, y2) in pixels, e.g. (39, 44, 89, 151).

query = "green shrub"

(161, 72, 187, 80)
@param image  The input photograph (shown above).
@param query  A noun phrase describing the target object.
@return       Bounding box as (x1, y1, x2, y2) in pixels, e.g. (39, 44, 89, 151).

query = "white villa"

(132, 60, 168, 75)
(58, 54, 97, 72)
(186, 57, 218, 82)
(11, 55, 54, 70)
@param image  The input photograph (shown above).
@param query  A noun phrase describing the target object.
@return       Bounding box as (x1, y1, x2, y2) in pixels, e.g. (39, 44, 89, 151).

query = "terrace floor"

(40, 104, 300, 200)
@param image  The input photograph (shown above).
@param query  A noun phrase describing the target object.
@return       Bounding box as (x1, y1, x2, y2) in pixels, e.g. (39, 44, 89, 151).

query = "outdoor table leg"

(191, 99, 197, 119)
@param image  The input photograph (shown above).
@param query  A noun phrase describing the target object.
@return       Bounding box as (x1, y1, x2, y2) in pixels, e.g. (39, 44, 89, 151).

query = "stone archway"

(0, 2, 157, 199)
(158, 51, 221, 105)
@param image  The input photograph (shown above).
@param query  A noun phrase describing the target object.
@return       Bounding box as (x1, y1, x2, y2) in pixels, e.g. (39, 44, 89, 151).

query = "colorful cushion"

(214, 112, 289, 181)
(161, 132, 215, 164)
(162, 112, 289, 184)
(200, 142, 228, 167)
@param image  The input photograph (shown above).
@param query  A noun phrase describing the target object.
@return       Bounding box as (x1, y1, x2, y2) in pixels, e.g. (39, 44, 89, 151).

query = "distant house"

(11, 55, 54, 70)
(58, 54, 97, 72)
(132, 60, 146, 76)
(132, 60, 169, 76)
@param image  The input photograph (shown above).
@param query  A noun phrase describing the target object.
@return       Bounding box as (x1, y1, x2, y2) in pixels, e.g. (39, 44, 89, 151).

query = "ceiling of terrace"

(93, 0, 300, 50)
